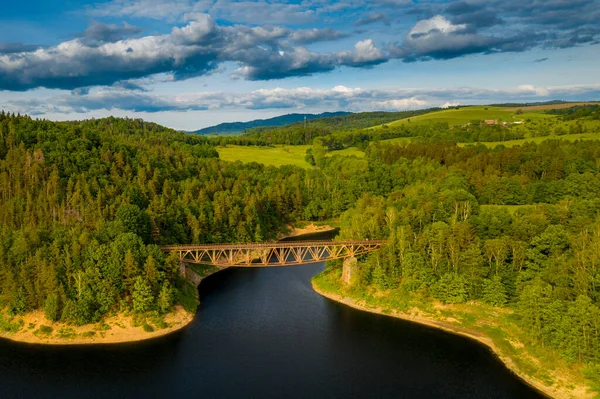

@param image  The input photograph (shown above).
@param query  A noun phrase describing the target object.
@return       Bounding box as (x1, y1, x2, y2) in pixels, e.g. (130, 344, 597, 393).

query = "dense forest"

(327, 139, 600, 375)
(2, 107, 600, 389)
(0, 113, 310, 325)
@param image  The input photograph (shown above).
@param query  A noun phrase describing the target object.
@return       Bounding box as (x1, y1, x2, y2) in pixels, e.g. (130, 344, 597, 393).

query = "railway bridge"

(160, 240, 386, 268)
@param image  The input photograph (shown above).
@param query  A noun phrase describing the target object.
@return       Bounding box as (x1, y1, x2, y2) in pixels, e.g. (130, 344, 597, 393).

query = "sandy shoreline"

(280, 223, 337, 239)
(0, 306, 195, 345)
(312, 282, 591, 399)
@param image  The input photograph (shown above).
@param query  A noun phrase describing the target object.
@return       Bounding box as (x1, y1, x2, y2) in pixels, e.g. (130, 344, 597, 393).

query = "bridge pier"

(341, 256, 358, 286)
(179, 260, 186, 278)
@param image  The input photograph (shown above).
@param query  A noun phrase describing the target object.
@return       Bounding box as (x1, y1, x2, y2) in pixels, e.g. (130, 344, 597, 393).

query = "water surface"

(0, 262, 542, 398)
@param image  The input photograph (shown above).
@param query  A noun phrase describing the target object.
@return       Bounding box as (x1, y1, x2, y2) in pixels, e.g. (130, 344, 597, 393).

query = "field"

(217, 144, 364, 168)
(217, 145, 312, 168)
(371, 106, 520, 128)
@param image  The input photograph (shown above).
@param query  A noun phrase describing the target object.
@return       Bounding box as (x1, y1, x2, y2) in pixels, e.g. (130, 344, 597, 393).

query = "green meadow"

(217, 144, 365, 168)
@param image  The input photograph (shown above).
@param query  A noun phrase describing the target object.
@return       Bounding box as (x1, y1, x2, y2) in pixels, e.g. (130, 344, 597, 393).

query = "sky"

(1, 0, 599, 130)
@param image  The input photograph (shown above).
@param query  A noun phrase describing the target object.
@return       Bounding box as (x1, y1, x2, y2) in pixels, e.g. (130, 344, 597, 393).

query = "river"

(0, 260, 542, 398)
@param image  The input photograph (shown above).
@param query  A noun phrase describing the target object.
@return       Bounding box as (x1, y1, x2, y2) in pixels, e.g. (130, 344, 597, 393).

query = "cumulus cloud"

(410, 15, 467, 37)
(3, 1, 600, 92)
(0, 14, 381, 90)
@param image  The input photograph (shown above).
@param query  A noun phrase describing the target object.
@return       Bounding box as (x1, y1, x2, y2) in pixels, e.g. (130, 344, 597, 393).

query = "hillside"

(216, 109, 440, 146)
(191, 112, 351, 135)
(216, 103, 600, 169)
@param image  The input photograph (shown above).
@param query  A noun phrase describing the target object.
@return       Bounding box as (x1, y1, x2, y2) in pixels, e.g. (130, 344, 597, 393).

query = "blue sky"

(1, 0, 599, 130)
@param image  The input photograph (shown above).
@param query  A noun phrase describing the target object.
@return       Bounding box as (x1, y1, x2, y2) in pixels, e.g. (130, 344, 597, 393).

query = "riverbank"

(0, 306, 194, 345)
(312, 270, 593, 399)
(280, 223, 337, 239)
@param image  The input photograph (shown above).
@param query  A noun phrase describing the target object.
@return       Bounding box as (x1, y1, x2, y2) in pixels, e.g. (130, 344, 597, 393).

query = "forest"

(2, 107, 600, 391)
(0, 113, 307, 325)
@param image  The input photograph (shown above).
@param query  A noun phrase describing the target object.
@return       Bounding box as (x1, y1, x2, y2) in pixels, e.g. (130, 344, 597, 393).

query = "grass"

(0, 312, 23, 333)
(217, 144, 312, 169)
(217, 144, 365, 168)
(371, 106, 518, 129)
(33, 325, 53, 337)
(379, 137, 415, 145)
(57, 327, 77, 339)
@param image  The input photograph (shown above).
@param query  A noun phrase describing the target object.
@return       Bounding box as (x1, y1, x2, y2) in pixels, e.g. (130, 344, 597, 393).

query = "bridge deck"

(160, 240, 386, 267)
(161, 240, 387, 251)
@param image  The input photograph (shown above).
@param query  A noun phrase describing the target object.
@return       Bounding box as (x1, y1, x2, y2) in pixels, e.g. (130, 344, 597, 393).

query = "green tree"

(432, 273, 468, 304)
(44, 293, 60, 321)
(482, 276, 507, 306)
(132, 277, 154, 313)
(158, 281, 174, 314)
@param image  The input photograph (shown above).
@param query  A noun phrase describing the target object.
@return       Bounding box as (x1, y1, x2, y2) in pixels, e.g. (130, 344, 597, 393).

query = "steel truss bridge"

(160, 240, 386, 267)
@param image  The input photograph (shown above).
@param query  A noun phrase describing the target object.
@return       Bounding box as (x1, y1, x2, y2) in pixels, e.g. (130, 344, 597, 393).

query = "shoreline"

(311, 281, 590, 399)
(0, 306, 195, 346)
(279, 223, 337, 239)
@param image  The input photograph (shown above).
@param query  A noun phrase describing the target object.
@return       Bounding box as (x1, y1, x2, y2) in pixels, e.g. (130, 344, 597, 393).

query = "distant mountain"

(191, 112, 352, 135)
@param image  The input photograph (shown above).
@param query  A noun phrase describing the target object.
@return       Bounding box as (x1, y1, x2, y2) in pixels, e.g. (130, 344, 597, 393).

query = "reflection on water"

(0, 260, 541, 399)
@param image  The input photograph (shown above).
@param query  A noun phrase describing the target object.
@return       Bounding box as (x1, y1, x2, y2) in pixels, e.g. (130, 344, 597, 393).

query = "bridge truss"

(160, 240, 386, 267)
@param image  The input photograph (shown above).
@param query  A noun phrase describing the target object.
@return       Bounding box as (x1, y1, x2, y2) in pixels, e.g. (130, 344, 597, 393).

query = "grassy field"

(217, 144, 365, 168)
(218, 145, 312, 168)
(371, 106, 520, 129)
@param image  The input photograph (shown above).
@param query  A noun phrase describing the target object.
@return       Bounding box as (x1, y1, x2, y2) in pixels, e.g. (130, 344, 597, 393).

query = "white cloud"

(441, 102, 460, 108)
(409, 15, 467, 38)
(373, 98, 428, 110)
(517, 84, 550, 96)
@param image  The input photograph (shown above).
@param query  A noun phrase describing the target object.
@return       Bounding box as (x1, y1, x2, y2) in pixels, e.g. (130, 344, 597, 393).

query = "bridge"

(160, 240, 386, 267)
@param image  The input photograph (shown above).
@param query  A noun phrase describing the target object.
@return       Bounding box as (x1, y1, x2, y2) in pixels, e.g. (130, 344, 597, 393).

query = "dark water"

(0, 262, 542, 399)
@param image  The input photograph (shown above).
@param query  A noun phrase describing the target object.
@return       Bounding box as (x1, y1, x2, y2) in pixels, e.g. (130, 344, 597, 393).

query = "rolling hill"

(191, 112, 351, 136)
